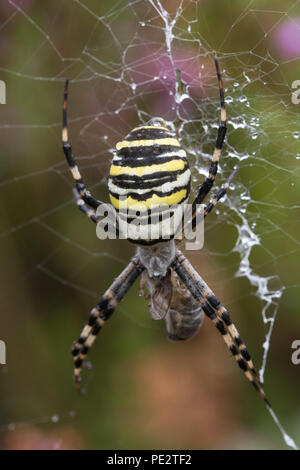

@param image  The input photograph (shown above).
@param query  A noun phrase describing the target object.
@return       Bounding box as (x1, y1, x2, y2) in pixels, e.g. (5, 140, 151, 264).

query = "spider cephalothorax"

(61, 58, 272, 410)
(137, 241, 176, 279)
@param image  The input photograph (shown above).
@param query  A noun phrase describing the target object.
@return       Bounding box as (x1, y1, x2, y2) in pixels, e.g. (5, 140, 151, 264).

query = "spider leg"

(174, 249, 260, 381)
(73, 189, 100, 224)
(72, 255, 144, 390)
(183, 167, 238, 236)
(172, 251, 271, 408)
(203, 166, 238, 219)
(73, 188, 120, 241)
(192, 58, 227, 208)
(62, 79, 103, 210)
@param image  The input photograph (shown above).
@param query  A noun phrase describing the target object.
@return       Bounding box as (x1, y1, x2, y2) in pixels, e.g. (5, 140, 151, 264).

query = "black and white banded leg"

(72, 255, 144, 390)
(192, 58, 227, 210)
(202, 167, 238, 220)
(186, 166, 238, 234)
(172, 251, 271, 408)
(72, 189, 100, 224)
(62, 79, 103, 211)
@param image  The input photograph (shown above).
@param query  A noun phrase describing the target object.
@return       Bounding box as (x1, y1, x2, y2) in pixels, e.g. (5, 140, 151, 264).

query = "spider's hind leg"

(172, 251, 271, 408)
(72, 255, 144, 390)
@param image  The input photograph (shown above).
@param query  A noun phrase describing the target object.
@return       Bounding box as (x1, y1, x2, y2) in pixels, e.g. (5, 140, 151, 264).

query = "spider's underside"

(61, 59, 272, 410)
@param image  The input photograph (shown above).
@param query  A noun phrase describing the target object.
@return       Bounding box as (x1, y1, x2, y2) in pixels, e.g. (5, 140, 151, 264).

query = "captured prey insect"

(62, 58, 272, 409)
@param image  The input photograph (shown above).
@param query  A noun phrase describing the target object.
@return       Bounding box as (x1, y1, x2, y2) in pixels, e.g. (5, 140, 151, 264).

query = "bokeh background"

(0, 0, 299, 450)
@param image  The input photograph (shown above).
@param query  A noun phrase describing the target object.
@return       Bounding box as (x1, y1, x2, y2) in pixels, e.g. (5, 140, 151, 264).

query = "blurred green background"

(0, 0, 299, 450)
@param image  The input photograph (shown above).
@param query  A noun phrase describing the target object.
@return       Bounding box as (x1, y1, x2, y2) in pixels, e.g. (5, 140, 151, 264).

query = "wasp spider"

(62, 58, 271, 409)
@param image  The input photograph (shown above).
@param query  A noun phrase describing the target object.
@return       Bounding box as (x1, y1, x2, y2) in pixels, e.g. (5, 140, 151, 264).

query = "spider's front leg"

(172, 250, 272, 409)
(72, 189, 100, 223)
(62, 79, 104, 217)
(192, 58, 227, 211)
(72, 255, 144, 390)
(182, 166, 238, 237)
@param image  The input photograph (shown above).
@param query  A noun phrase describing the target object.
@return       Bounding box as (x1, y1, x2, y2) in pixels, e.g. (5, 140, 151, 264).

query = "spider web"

(0, 0, 299, 450)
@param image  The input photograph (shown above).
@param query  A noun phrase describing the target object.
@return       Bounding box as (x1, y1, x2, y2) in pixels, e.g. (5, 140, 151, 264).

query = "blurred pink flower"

(128, 44, 209, 118)
(130, 46, 205, 91)
(273, 17, 300, 58)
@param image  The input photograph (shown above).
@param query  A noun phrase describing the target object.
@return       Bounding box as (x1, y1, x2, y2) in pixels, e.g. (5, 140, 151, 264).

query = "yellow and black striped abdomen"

(108, 124, 191, 244)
